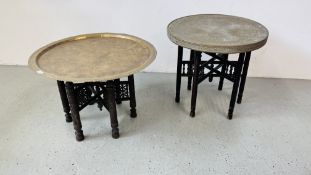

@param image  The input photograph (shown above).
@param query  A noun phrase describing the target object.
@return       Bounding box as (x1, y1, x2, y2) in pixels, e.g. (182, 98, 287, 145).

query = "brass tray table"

(167, 14, 268, 119)
(29, 33, 156, 141)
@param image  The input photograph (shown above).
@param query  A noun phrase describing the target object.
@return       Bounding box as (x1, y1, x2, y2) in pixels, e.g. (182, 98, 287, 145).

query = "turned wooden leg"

(175, 46, 183, 103)
(128, 75, 137, 118)
(237, 52, 251, 104)
(65, 82, 84, 141)
(209, 62, 214, 82)
(187, 50, 194, 90)
(106, 81, 119, 139)
(190, 51, 201, 117)
(57, 80, 72, 122)
(218, 54, 228, 91)
(228, 53, 245, 119)
(114, 78, 122, 104)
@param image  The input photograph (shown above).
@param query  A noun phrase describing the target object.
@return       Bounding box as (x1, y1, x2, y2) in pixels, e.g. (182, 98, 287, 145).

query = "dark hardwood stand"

(175, 46, 251, 119)
(57, 75, 137, 141)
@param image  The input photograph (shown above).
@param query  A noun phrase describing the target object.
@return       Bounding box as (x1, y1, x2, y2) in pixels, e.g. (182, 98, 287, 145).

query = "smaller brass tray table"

(167, 14, 269, 118)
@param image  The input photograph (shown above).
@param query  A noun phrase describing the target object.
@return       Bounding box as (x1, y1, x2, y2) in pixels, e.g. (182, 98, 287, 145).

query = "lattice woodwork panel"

(117, 81, 130, 100)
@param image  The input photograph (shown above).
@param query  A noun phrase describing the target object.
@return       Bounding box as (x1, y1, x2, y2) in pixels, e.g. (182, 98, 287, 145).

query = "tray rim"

(28, 33, 157, 83)
(167, 14, 269, 54)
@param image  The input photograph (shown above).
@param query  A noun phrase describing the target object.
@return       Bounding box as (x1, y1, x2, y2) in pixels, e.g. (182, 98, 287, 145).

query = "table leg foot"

(237, 95, 242, 104)
(190, 111, 195, 117)
(97, 100, 104, 111)
(209, 75, 213, 82)
(130, 108, 137, 118)
(112, 128, 120, 139)
(75, 131, 84, 141)
(65, 113, 72, 123)
(227, 112, 233, 120)
(175, 97, 180, 103)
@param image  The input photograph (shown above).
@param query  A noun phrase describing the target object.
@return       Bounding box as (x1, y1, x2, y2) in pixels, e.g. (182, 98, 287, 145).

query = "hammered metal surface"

(167, 14, 269, 53)
(29, 33, 156, 83)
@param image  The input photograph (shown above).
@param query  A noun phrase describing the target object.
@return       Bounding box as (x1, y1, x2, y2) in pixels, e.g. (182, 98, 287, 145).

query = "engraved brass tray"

(29, 33, 157, 83)
(167, 14, 269, 53)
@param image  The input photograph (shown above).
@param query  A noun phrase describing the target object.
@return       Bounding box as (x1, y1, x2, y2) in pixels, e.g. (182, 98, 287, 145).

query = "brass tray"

(29, 33, 157, 83)
(167, 14, 269, 53)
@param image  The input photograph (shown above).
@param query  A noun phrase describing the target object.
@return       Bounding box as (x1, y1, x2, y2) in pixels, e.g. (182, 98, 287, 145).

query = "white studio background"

(0, 0, 310, 79)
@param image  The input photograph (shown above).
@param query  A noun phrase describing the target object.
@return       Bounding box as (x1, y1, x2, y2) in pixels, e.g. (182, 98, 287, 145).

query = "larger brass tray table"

(29, 33, 156, 141)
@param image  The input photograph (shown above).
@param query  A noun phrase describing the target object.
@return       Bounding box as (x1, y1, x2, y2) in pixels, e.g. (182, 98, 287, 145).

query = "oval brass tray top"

(167, 14, 269, 53)
(29, 33, 157, 83)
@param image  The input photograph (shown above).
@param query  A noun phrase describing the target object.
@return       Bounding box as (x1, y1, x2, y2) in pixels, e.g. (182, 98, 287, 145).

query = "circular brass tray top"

(167, 14, 269, 53)
(29, 33, 157, 83)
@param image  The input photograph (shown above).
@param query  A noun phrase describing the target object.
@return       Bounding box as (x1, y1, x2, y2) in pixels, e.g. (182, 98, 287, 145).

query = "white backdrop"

(1, 0, 310, 79)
